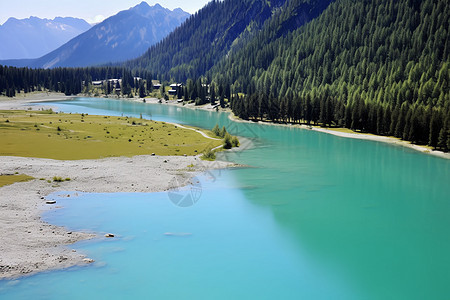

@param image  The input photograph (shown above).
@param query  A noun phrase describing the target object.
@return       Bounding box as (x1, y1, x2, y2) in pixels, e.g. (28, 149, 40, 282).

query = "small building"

(169, 83, 183, 96)
(152, 80, 161, 90)
(170, 83, 183, 90)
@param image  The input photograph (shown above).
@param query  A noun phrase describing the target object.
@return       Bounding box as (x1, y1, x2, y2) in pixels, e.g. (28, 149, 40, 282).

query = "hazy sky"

(0, 0, 211, 25)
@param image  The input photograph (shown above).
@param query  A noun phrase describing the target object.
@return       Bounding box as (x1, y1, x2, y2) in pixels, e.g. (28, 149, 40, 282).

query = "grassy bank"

(0, 174, 34, 187)
(0, 110, 221, 160)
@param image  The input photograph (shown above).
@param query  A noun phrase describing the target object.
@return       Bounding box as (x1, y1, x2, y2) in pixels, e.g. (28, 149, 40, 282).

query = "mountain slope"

(0, 17, 91, 60)
(126, 0, 291, 81)
(1, 2, 189, 68)
(209, 0, 335, 87)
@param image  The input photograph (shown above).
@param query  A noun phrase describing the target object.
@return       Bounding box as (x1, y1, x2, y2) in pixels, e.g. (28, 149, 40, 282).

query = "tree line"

(230, 90, 449, 151)
(0, 65, 157, 97)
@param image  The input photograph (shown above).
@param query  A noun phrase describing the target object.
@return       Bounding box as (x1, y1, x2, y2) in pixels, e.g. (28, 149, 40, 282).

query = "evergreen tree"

(210, 83, 216, 105)
(139, 80, 146, 98)
(429, 109, 441, 149)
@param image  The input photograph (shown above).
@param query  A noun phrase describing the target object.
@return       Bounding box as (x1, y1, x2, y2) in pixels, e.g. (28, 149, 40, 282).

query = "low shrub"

(223, 133, 233, 149)
(232, 136, 240, 147)
(53, 176, 63, 182)
(202, 148, 216, 160)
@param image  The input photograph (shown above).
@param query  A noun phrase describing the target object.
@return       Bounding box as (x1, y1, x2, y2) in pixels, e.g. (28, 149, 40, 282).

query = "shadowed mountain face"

(125, 0, 334, 81)
(125, 0, 289, 80)
(0, 17, 91, 60)
(1, 2, 189, 68)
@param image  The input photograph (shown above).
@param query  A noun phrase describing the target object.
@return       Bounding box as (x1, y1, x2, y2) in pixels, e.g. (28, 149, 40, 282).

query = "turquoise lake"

(1, 98, 449, 299)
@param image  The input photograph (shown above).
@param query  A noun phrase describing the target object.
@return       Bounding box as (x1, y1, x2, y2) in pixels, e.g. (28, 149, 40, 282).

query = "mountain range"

(0, 17, 91, 60)
(1, 2, 189, 68)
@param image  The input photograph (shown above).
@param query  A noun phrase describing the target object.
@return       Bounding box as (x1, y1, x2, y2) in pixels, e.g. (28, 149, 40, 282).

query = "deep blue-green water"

(1, 98, 449, 299)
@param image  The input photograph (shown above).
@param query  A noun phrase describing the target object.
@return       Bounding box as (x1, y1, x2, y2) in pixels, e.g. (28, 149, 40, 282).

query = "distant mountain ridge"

(0, 2, 189, 68)
(0, 16, 91, 60)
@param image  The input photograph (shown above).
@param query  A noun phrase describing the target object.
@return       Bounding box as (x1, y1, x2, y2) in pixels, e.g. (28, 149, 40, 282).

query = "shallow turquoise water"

(1, 98, 449, 299)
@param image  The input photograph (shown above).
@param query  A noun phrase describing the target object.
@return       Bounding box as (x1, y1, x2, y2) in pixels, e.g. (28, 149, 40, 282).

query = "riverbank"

(225, 108, 450, 160)
(0, 92, 76, 109)
(0, 96, 235, 279)
(309, 127, 449, 159)
(0, 155, 233, 280)
(128, 97, 449, 159)
(5, 94, 446, 159)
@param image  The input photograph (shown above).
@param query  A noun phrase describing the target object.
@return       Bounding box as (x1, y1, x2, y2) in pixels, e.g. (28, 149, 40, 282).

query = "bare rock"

(83, 258, 94, 264)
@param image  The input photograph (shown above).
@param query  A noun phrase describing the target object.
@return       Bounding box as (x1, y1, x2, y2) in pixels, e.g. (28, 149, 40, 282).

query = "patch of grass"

(0, 174, 34, 187)
(0, 110, 222, 160)
(51, 176, 71, 182)
(53, 176, 63, 182)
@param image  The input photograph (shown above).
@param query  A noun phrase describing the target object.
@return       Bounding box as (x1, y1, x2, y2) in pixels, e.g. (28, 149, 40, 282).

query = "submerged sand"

(0, 155, 232, 279)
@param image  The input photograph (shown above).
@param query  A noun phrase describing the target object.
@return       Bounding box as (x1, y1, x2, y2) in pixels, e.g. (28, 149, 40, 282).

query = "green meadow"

(0, 110, 221, 160)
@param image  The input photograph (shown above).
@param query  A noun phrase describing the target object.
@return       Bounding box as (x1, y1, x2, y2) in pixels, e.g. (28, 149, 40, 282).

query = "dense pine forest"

(1, 0, 449, 151)
(220, 0, 450, 151)
(0, 65, 154, 97)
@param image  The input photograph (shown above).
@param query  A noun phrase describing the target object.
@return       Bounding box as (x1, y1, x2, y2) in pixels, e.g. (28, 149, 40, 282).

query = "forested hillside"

(127, 0, 334, 81)
(219, 0, 449, 151)
(126, 0, 289, 81)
